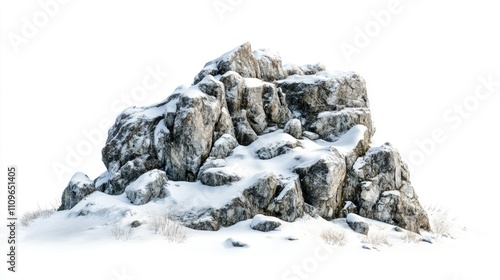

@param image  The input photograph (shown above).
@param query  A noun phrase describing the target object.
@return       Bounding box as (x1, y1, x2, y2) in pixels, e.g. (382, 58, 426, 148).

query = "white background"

(1, 0, 499, 230)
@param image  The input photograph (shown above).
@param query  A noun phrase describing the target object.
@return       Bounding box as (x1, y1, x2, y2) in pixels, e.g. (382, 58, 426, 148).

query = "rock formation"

(58, 42, 430, 233)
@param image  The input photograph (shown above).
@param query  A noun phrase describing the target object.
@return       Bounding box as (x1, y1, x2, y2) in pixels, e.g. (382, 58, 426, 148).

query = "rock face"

(350, 143, 431, 232)
(58, 172, 96, 211)
(57, 43, 430, 233)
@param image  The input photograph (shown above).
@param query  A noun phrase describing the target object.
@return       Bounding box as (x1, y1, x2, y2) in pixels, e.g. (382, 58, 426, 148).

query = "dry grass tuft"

(148, 213, 188, 243)
(321, 228, 347, 246)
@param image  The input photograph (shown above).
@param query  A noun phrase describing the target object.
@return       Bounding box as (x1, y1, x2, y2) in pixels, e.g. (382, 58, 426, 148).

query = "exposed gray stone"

(277, 71, 371, 135)
(262, 84, 292, 127)
(168, 85, 222, 181)
(200, 169, 241, 187)
(194, 42, 261, 84)
(209, 134, 239, 159)
(181, 173, 304, 230)
(346, 213, 369, 235)
(256, 139, 300, 160)
(220, 71, 245, 115)
(253, 48, 286, 82)
(94, 171, 109, 193)
(300, 63, 326, 75)
(232, 110, 258, 146)
(294, 148, 346, 219)
(302, 131, 319, 140)
(225, 238, 248, 248)
(58, 172, 96, 211)
(313, 108, 374, 142)
(131, 220, 142, 228)
(352, 143, 431, 233)
(284, 119, 302, 139)
(242, 80, 268, 134)
(197, 158, 227, 181)
(125, 169, 168, 205)
(59, 43, 430, 235)
(283, 64, 305, 76)
(250, 214, 282, 232)
(102, 103, 166, 194)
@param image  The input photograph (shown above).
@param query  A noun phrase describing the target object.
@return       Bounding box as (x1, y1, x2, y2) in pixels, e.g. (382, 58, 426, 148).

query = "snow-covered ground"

(0, 204, 496, 280)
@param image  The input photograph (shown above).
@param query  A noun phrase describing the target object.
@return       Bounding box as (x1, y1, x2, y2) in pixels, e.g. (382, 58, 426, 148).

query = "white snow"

(165, 96, 179, 113)
(278, 73, 330, 84)
(346, 213, 366, 223)
(182, 86, 206, 99)
(331, 125, 368, 153)
(382, 190, 401, 197)
(244, 77, 263, 88)
(70, 172, 92, 184)
(9, 207, 491, 280)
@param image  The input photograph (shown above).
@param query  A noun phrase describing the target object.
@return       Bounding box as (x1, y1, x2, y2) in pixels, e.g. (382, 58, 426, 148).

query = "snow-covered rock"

(209, 134, 239, 159)
(250, 214, 282, 232)
(283, 118, 302, 139)
(351, 143, 430, 233)
(346, 213, 369, 235)
(253, 48, 286, 82)
(194, 42, 261, 85)
(276, 71, 371, 131)
(125, 169, 168, 205)
(57, 43, 429, 234)
(58, 172, 96, 211)
(200, 168, 240, 187)
(295, 148, 346, 219)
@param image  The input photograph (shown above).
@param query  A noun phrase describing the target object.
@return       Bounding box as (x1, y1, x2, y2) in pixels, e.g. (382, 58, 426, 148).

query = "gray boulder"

(352, 143, 431, 233)
(277, 71, 371, 135)
(125, 169, 168, 205)
(108, 156, 161, 195)
(225, 238, 248, 248)
(302, 131, 319, 140)
(299, 63, 326, 75)
(168, 84, 222, 181)
(294, 149, 346, 219)
(313, 108, 374, 142)
(253, 48, 286, 82)
(283, 64, 304, 76)
(250, 214, 282, 232)
(58, 172, 96, 211)
(256, 139, 299, 160)
(283, 119, 302, 139)
(232, 110, 259, 145)
(94, 171, 109, 193)
(181, 173, 304, 230)
(102, 104, 166, 194)
(346, 213, 369, 235)
(209, 134, 239, 159)
(200, 169, 241, 187)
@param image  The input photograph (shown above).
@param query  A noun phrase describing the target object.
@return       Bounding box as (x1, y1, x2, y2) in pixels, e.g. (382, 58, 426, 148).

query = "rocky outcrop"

(57, 43, 429, 234)
(351, 143, 431, 232)
(58, 172, 96, 211)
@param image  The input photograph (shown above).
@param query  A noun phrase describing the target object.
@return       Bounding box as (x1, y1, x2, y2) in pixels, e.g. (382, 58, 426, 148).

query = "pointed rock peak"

(194, 42, 261, 85)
